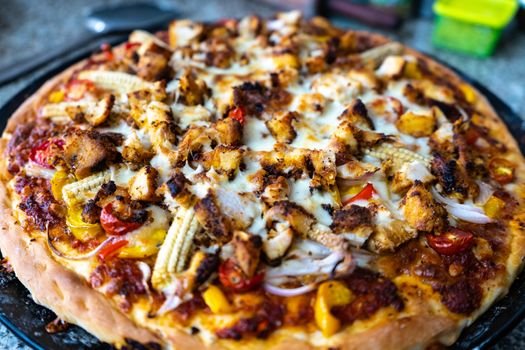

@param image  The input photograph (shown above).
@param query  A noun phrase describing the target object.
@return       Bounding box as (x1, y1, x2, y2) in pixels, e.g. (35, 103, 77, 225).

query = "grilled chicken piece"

(310, 150, 337, 190)
(339, 99, 374, 130)
(401, 182, 447, 232)
(262, 222, 293, 261)
(212, 117, 243, 147)
(199, 146, 243, 177)
(265, 111, 297, 144)
(328, 121, 359, 164)
(431, 152, 478, 200)
(391, 161, 434, 195)
(63, 129, 120, 178)
(232, 230, 262, 277)
(337, 159, 379, 180)
(176, 69, 211, 106)
(136, 41, 172, 81)
(265, 201, 315, 238)
(261, 176, 289, 205)
(330, 205, 374, 246)
(367, 219, 417, 253)
(129, 166, 159, 201)
(121, 130, 154, 164)
(194, 192, 231, 244)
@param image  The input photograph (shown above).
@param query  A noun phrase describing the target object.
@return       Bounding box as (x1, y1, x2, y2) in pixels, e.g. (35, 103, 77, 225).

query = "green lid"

(433, 0, 519, 28)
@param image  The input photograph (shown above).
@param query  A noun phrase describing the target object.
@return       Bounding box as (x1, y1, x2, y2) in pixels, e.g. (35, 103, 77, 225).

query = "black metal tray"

(0, 42, 524, 350)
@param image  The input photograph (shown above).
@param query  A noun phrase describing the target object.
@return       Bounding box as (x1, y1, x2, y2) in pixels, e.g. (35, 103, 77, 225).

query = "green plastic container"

(432, 0, 519, 57)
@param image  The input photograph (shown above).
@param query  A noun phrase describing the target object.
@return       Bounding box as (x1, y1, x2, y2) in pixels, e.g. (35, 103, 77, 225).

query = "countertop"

(0, 0, 524, 349)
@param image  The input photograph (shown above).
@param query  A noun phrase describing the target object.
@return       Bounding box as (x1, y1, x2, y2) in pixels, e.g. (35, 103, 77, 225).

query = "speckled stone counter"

(0, 0, 524, 349)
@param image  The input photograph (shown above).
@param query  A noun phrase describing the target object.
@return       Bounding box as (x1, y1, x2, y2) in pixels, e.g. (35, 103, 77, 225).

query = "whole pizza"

(1, 11, 525, 350)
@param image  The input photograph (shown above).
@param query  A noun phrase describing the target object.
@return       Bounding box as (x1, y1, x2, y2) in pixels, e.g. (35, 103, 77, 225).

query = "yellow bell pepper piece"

(50, 170, 73, 202)
(314, 280, 354, 337)
(203, 285, 232, 314)
(119, 228, 167, 259)
(460, 83, 476, 104)
(403, 61, 422, 80)
(484, 196, 506, 219)
(66, 206, 103, 242)
(48, 90, 65, 104)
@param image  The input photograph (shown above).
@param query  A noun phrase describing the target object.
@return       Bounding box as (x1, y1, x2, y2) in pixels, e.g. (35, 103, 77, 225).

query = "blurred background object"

(0, 1, 524, 347)
(432, 0, 519, 57)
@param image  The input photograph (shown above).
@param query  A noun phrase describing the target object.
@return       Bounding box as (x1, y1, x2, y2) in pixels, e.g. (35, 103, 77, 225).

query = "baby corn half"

(61, 170, 112, 207)
(365, 143, 431, 167)
(78, 70, 158, 93)
(152, 205, 200, 291)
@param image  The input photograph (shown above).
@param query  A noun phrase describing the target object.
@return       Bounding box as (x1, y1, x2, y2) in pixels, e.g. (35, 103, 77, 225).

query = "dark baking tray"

(0, 40, 524, 350)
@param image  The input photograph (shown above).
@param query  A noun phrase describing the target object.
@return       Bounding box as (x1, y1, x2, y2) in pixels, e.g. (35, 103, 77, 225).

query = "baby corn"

(152, 206, 200, 290)
(78, 70, 157, 93)
(365, 143, 431, 167)
(61, 170, 111, 207)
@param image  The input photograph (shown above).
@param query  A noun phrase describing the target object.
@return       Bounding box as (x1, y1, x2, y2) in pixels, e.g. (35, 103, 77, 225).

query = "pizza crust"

(0, 31, 523, 350)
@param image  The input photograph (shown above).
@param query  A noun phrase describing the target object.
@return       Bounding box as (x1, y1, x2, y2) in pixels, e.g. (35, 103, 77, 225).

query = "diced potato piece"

(395, 110, 436, 137)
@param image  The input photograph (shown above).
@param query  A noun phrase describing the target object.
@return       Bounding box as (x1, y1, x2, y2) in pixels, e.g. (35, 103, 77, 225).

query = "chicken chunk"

(176, 69, 210, 106)
(367, 219, 417, 253)
(63, 129, 120, 178)
(194, 192, 231, 244)
(232, 230, 262, 277)
(213, 117, 243, 147)
(128, 166, 159, 201)
(265, 111, 297, 144)
(401, 182, 447, 232)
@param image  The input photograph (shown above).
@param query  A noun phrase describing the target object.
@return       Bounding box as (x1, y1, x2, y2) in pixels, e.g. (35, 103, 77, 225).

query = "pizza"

(1, 11, 525, 350)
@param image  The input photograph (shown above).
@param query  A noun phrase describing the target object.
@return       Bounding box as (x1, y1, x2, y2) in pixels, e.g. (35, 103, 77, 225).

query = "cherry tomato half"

(219, 258, 264, 293)
(97, 238, 129, 261)
(343, 183, 375, 206)
(488, 158, 515, 185)
(29, 139, 64, 169)
(100, 203, 143, 236)
(228, 107, 246, 125)
(426, 228, 474, 256)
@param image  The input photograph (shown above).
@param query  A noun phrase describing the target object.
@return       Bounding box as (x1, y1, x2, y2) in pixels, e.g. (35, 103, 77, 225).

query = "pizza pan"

(0, 37, 524, 350)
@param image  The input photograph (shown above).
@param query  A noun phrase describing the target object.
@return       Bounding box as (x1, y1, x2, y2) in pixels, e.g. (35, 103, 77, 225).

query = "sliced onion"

(431, 187, 492, 224)
(265, 251, 344, 280)
(264, 282, 317, 297)
(25, 162, 56, 179)
(47, 234, 121, 261)
(475, 180, 494, 205)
